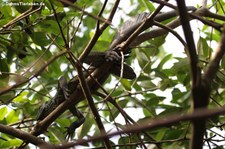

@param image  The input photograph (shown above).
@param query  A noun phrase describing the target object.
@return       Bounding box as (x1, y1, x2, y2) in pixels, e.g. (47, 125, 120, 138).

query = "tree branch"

(176, 0, 201, 87)
(51, 106, 225, 148)
(176, 0, 209, 149)
(75, 60, 112, 148)
(204, 25, 225, 82)
(151, 0, 223, 31)
(0, 124, 49, 146)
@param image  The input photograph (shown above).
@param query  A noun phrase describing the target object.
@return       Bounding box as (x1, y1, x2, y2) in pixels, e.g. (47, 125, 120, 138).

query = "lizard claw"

(64, 127, 73, 140)
(62, 88, 70, 100)
(105, 50, 121, 62)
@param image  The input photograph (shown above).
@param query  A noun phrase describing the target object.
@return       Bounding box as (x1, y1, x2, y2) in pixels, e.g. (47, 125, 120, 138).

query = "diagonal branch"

(52, 106, 225, 148)
(176, 0, 201, 87)
(75, 58, 112, 148)
(0, 124, 49, 146)
(204, 25, 225, 82)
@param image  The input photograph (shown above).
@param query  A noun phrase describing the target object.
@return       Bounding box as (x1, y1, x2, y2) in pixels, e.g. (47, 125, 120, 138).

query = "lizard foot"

(105, 50, 121, 62)
(65, 117, 85, 140)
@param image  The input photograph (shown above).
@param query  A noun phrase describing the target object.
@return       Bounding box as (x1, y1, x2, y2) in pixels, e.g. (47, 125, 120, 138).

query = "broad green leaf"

(79, 112, 95, 139)
(0, 139, 22, 148)
(135, 48, 150, 68)
(157, 54, 172, 70)
(12, 91, 28, 103)
(120, 79, 132, 91)
(139, 80, 156, 89)
(173, 58, 189, 71)
(147, 96, 165, 106)
(0, 107, 8, 121)
(30, 32, 50, 46)
(5, 110, 19, 124)
(148, 35, 167, 47)
(39, 20, 61, 35)
(155, 128, 166, 141)
(197, 37, 210, 58)
(93, 40, 110, 52)
(139, 0, 155, 12)
(0, 91, 15, 103)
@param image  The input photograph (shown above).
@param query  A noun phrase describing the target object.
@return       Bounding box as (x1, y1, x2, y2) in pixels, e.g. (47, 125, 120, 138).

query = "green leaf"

(39, 20, 61, 35)
(0, 107, 8, 121)
(6, 110, 19, 124)
(93, 40, 110, 52)
(135, 48, 150, 68)
(197, 37, 210, 58)
(79, 112, 95, 139)
(0, 4, 12, 18)
(0, 139, 22, 148)
(0, 58, 9, 79)
(139, 80, 156, 89)
(147, 96, 165, 105)
(98, 27, 114, 43)
(172, 57, 189, 74)
(30, 32, 50, 46)
(120, 79, 132, 91)
(155, 128, 166, 141)
(13, 92, 28, 103)
(139, 0, 155, 12)
(148, 35, 166, 47)
(158, 78, 173, 91)
(157, 54, 172, 70)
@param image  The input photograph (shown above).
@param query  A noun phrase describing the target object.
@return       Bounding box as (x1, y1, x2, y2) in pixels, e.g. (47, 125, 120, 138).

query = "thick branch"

(204, 25, 225, 81)
(176, 1, 207, 149)
(131, 18, 187, 48)
(0, 124, 48, 146)
(176, 0, 201, 87)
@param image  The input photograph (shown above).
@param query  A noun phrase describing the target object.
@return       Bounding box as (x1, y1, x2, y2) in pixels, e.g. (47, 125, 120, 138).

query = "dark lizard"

(36, 50, 136, 138)
(33, 8, 197, 141)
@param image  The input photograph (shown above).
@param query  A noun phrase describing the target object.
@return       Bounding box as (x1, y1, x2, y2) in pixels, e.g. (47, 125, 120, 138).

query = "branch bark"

(0, 124, 49, 146)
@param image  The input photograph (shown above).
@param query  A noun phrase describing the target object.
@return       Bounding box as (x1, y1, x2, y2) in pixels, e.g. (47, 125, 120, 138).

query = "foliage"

(0, 0, 225, 148)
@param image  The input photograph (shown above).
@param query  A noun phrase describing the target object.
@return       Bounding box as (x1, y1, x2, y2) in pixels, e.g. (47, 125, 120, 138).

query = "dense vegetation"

(0, 0, 225, 148)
